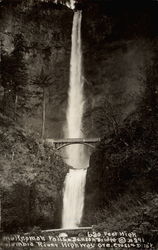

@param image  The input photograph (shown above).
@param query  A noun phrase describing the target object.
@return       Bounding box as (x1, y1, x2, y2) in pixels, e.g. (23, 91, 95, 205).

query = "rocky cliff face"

(0, 0, 157, 141)
(82, 2, 158, 241)
(1, 0, 158, 235)
(82, 1, 157, 137)
(0, 1, 73, 139)
(84, 111, 158, 242)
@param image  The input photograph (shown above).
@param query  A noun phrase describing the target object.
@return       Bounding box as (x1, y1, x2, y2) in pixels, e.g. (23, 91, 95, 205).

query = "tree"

(11, 34, 28, 115)
(0, 34, 28, 118)
(93, 96, 121, 136)
(32, 68, 53, 140)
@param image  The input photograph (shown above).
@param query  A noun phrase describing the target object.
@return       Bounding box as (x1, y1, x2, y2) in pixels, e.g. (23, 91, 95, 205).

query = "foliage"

(0, 114, 68, 232)
(85, 192, 158, 231)
(32, 68, 53, 89)
(31, 68, 57, 139)
(84, 54, 158, 243)
(139, 49, 158, 121)
(92, 97, 121, 136)
(0, 34, 28, 117)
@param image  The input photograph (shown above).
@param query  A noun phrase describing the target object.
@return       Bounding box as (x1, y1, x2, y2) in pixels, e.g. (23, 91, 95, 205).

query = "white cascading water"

(54, 0, 75, 9)
(62, 11, 88, 229)
(62, 169, 87, 228)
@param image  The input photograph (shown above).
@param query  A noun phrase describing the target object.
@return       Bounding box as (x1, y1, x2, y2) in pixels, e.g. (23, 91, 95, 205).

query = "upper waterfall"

(65, 11, 87, 169)
(54, 0, 76, 9)
(66, 0, 75, 9)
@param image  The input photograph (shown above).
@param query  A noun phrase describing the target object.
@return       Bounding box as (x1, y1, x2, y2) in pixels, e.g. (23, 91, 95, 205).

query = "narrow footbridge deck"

(46, 138, 101, 150)
(46, 138, 101, 143)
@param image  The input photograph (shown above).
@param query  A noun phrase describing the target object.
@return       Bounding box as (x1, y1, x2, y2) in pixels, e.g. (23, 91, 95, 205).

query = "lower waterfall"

(62, 169, 87, 228)
(62, 10, 88, 228)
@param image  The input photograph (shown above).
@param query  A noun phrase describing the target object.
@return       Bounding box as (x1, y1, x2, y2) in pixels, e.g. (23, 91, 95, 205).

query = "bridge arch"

(46, 138, 101, 151)
(56, 142, 95, 150)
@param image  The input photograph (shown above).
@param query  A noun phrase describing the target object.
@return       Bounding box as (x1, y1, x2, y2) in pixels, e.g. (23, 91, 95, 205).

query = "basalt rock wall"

(0, 0, 157, 140)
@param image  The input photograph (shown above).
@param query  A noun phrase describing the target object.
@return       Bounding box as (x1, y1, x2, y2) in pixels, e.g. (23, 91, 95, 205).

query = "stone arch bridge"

(46, 138, 101, 150)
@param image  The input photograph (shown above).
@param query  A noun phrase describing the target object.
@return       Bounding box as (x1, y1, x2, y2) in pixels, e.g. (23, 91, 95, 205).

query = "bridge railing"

(46, 138, 101, 144)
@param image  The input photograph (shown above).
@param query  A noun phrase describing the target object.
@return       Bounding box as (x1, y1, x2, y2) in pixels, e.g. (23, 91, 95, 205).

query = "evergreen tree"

(32, 68, 53, 140)
(0, 34, 28, 118)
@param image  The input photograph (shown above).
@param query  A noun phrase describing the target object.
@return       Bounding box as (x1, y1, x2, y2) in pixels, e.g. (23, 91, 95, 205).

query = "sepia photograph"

(0, 0, 158, 249)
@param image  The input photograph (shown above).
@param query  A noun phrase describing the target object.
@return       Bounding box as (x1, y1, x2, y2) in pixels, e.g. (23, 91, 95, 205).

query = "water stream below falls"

(62, 11, 88, 228)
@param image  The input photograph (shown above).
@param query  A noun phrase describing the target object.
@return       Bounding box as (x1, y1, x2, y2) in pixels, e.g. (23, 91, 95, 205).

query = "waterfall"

(65, 10, 86, 169)
(62, 169, 87, 228)
(62, 11, 87, 229)
(54, 0, 75, 9)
